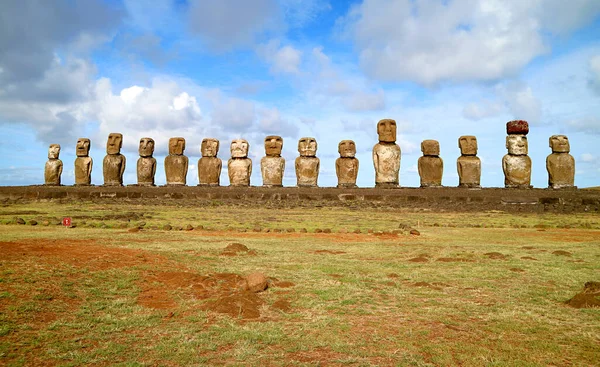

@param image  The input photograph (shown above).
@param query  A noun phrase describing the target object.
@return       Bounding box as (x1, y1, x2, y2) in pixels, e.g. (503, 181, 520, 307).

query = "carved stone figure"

(136, 137, 156, 186)
(336, 140, 359, 188)
(295, 137, 319, 187)
(503, 120, 531, 188)
(228, 139, 252, 186)
(418, 140, 443, 187)
(103, 133, 126, 186)
(74, 138, 93, 186)
(457, 135, 481, 188)
(373, 119, 401, 188)
(198, 138, 222, 186)
(165, 137, 188, 186)
(261, 135, 285, 187)
(546, 135, 575, 189)
(44, 144, 63, 185)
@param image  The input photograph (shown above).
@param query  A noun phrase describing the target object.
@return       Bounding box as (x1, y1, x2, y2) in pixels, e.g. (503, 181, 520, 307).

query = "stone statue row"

(44, 119, 575, 189)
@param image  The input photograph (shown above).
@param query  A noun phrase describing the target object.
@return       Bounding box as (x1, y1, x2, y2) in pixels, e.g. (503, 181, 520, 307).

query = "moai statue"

(228, 139, 252, 186)
(546, 135, 575, 189)
(44, 144, 63, 186)
(261, 135, 285, 187)
(457, 135, 481, 188)
(336, 140, 359, 188)
(295, 137, 319, 187)
(165, 137, 188, 186)
(103, 133, 126, 186)
(418, 140, 443, 187)
(74, 138, 93, 186)
(373, 119, 401, 188)
(502, 120, 532, 188)
(137, 137, 156, 186)
(198, 138, 222, 186)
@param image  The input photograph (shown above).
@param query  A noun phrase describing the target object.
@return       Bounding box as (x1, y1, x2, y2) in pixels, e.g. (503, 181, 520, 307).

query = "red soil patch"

(552, 250, 572, 257)
(484, 252, 508, 260)
(313, 250, 347, 255)
(272, 281, 295, 288)
(408, 256, 429, 262)
(220, 242, 257, 256)
(271, 298, 292, 312)
(510, 268, 525, 273)
(565, 282, 600, 308)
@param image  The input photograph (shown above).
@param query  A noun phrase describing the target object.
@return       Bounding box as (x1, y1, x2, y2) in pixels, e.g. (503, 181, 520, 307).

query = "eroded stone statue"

(457, 135, 481, 188)
(74, 138, 93, 186)
(137, 137, 156, 186)
(228, 139, 252, 186)
(336, 140, 359, 188)
(503, 120, 532, 189)
(373, 119, 401, 188)
(295, 137, 319, 187)
(165, 137, 188, 186)
(44, 144, 63, 186)
(547, 135, 575, 189)
(261, 135, 285, 187)
(103, 133, 126, 186)
(418, 140, 443, 187)
(198, 138, 222, 186)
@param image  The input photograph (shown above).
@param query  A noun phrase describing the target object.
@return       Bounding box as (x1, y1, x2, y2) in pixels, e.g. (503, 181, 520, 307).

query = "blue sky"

(1, 0, 599, 188)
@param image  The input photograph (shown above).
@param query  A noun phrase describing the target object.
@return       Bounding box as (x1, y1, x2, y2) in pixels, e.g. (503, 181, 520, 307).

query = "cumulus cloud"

(581, 153, 595, 162)
(257, 107, 299, 137)
(567, 116, 600, 135)
(497, 82, 542, 124)
(589, 55, 600, 95)
(340, 0, 600, 85)
(257, 40, 302, 74)
(463, 101, 503, 121)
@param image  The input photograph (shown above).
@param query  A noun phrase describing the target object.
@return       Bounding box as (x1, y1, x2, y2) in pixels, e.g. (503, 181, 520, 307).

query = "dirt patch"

(436, 257, 474, 262)
(387, 273, 400, 278)
(272, 281, 295, 288)
(313, 250, 347, 255)
(271, 298, 292, 312)
(484, 252, 508, 260)
(565, 282, 600, 309)
(408, 256, 429, 263)
(521, 256, 538, 261)
(510, 268, 525, 273)
(220, 242, 257, 256)
(552, 250, 572, 257)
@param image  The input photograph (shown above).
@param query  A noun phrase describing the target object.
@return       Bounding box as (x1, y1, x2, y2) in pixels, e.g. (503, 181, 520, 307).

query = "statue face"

(230, 139, 249, 158)
(48, 144, 61, 159)
(201, 138, 219, 157)
(139, 137, 155, 157)
(76, 138, 91, 157)
(458, 135, 477, 155)
(264, 135, 283, 156)
(338, 140, 356, 158)
(169, 137, 186, 155)
(549, 135, 570, 153)
(106, 133, 123, 155)
(421, 140, 440, 156)
(506, 135, 528, 155)
(298, 137, 317, 157)
(377, 119, 397, 143)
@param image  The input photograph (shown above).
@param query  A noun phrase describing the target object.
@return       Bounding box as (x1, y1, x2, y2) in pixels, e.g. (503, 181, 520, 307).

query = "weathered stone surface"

(503, 134, 531, 188)
(137, 137, 156, 186)
(336, 140, 358, 188)
(103, 133, 126, 186)
(457, 136, 481, 188)
(246, 272, 268, 293)
(198, 138, 222, 186)
(373, 119, 401, 187)
(418, 140, 443, 187)
(165, 137, 188, 186)
(261, 136, 284, 187)
(228, 139, 252, 186)
(44, 144, 63, 186)
(506, 120, 529, 135)
(74, 138, 93, 186)
(295, 137, 319, 187)
(547, 135, 575, 189)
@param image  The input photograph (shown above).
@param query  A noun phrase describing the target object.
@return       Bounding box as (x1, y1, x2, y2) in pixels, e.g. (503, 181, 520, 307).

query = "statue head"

(106, 133, 123, 155)
(458, 135, 477, 156)
(506, 134, 528, 155)
(298, 137, 317, 157)
(377, 119, 397, 143)
(549, 135, 570, 153)
(76, 138, 91, 157)
(47, 144, 60, 160)
(264, 135, 283, 156)
(169, 137, 186, 155)
(138, 137, 155, 157)
(201, 138, 219, 157)
(230, 139, 249, 158)
(421, 140, 440, 156)
(338, 140, 356, 158)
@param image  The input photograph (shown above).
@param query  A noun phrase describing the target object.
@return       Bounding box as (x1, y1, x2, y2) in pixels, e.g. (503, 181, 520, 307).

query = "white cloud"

(341, 0, 600, 85)
(258, 40, 302, 74)
(589, 55, 600, 95)
(463, 100, 503, 121)
(567, 116, 600, 135)
(498, 82, 542, 124)
(581, 153, 595, 162)
(257, 106, 299, 136)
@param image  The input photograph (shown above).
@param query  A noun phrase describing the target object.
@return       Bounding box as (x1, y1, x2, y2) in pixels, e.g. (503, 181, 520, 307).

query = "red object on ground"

(62, 217, 72, 227)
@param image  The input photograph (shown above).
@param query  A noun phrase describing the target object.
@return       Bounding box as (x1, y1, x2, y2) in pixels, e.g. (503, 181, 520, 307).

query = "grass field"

(1, 202, 599, 366)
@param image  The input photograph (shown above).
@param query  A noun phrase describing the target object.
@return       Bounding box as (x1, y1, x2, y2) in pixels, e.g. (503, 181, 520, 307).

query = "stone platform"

(0, 185, 599, 213)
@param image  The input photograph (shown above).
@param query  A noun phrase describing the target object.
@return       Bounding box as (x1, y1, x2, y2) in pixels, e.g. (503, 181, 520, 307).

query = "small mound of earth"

(408, 256, 429, 263)
(313, 250, 346, 255)
(510, 268, 525, 273)
(271, 298, 292, 313)
(552, 250, 572, 257)
(387, 273, 399, 278)
(201, 292, 264, 319)
(436, 257, 474, 262)
(521, 256, 538, 261)
(565, 282, 600, 309)
(484, 252, 508, 260)
(272, 281, 295, 288)
(221, 243, 257, 256)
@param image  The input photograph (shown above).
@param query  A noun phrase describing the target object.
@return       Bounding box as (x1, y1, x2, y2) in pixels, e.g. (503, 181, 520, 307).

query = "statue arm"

(87, 159, 93, 181)
(335, 158, 340, 178)
(248, 159, 252, 177)
(120, 156, 126, 178)
(355, 159, 359, 180)
(417, 157, 423, 177)
(58, 160, 63, 178)
(152, 158, 157, 178)
(372, 148, 379, 173)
